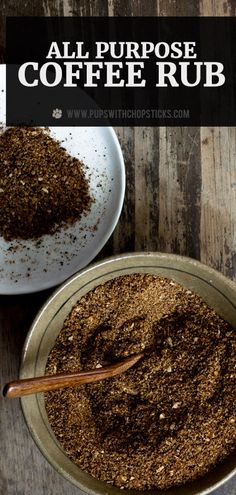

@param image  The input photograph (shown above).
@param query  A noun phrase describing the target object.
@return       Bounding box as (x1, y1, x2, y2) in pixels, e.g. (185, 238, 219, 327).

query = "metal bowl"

(20, 252, 236, 495)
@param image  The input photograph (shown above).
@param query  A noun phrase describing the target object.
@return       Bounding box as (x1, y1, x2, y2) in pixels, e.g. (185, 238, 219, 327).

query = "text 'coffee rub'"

(0, 127, 92, 241)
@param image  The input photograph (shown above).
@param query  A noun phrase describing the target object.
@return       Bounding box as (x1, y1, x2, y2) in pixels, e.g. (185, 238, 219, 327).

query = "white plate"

(0, 66, 125, 294)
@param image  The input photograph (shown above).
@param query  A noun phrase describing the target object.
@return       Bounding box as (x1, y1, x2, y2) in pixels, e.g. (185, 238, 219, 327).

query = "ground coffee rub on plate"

(45, 274, 236, 490)
(0, 127, 92, 240)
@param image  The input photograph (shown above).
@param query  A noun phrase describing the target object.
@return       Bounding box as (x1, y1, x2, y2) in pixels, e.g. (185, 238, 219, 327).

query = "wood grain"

(0, 1, 236, 494)
(113, 127, 136, 253)
(199, 0, 236, 280)
(157, 0, 201, 259)
(200, 127, 236, 278)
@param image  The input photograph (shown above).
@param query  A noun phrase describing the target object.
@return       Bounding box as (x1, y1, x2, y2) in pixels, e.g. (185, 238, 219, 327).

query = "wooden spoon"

(3, 353, 143, 399)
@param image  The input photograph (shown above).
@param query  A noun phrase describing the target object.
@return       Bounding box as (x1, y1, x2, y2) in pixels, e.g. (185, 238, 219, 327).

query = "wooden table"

(1, 1, 236, 494)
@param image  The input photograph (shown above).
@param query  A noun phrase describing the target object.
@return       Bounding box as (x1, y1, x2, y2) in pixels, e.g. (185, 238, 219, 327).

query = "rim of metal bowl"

(20, 252, 236, 495)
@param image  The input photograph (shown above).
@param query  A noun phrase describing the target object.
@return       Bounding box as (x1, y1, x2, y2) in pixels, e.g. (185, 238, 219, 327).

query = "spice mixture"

(0, 127, 92, 240)
(45, 274, 236, 490)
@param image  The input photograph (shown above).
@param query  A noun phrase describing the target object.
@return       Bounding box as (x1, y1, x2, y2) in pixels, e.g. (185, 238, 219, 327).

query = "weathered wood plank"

(158, 128, 201, 257)
(113, 127, 136, 254)
(118, 1, 161, 252)
(200, 127, 236, 278)
(0, 293, 80, 495)
(200, 0, 236, 280)
(200, 0, 236, 16)
(157, 0, 201, 259)
(134, 127, 159, 251)
(158, 0, 199, 16)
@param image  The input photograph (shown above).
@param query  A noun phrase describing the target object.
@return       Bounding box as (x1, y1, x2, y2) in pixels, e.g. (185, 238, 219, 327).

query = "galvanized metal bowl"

(20, 252, 236, 495)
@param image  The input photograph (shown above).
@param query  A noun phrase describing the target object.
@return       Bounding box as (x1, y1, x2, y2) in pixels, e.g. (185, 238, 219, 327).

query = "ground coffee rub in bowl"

(45, 274, 236, 490)
(20, 253, 236, 495)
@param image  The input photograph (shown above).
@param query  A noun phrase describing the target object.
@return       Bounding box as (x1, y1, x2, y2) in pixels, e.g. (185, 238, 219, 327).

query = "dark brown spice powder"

(45, 274, 236, 490)
(0, 127, 92, 240)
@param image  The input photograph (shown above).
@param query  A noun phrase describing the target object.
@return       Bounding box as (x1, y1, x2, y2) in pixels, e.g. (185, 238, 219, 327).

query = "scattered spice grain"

(0, 127, 92, 240)
(45, 274, 236, 490)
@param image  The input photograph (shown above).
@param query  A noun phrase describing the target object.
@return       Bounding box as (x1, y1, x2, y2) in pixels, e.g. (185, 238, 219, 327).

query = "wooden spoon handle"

(3, 354, 142, 398)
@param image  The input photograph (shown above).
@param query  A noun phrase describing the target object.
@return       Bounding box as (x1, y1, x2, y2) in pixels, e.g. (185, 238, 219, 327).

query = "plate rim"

(0, 125, 126, 295)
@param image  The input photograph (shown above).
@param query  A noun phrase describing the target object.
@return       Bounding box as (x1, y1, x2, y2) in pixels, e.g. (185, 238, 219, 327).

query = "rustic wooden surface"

(1, 1, 236, 494)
